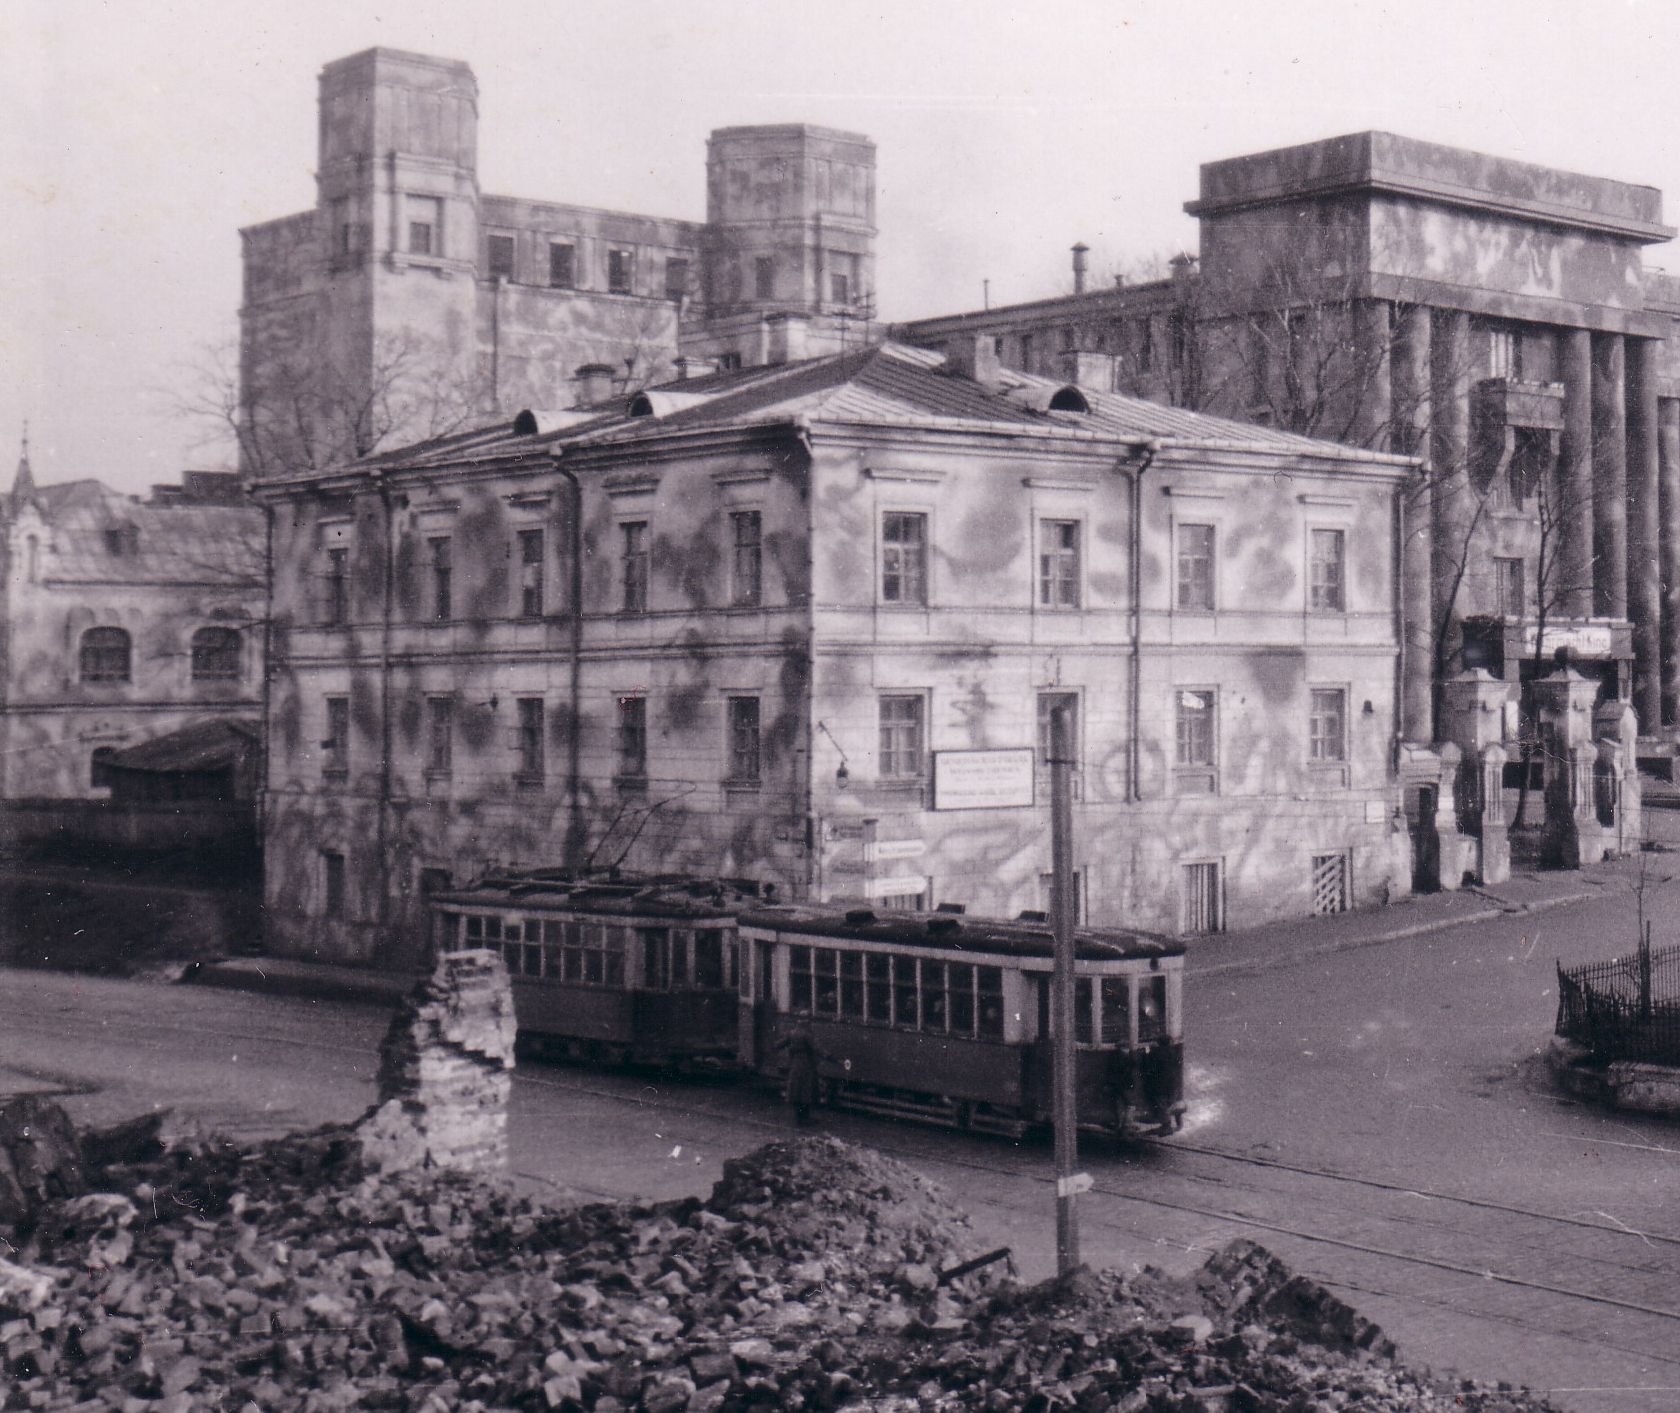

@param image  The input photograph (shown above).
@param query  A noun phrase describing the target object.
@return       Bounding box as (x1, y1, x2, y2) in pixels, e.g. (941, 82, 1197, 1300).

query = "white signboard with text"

(1522, 622, 1614, 657)
(932, 748, 1036, 811)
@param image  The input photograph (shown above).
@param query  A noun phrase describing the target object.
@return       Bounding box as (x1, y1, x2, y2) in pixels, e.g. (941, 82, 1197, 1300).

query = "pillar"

(1573, 740, 1606, 866)
(1393, 306, 1434, 740)
(1592, 333, 1628, 620)
(1558, 329, 1596, 620)
(1351, 300, 1393, 450)
(1626, 339, 1661, 734)
(1432, 741, 1464, 891)
(1479, 742, 1510, 885)
(1430, 309, 1472, 696)
(1659, 397, 1680, 728)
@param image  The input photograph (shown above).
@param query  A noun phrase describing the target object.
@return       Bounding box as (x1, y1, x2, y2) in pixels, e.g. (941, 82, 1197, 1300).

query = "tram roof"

(432, 871, 767, 921)
(736, 906, 1185, 963)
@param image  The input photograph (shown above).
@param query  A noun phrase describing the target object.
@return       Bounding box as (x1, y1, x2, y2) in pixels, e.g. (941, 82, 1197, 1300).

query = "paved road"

(4, 879, 1680, 1411)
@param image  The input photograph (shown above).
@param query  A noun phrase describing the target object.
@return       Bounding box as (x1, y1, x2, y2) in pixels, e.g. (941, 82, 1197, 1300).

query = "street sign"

(1056, 1171, 1092, 1199)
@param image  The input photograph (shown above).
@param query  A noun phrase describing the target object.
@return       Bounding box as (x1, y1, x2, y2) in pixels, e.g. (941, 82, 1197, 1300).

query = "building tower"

(685, 124, 878, 368)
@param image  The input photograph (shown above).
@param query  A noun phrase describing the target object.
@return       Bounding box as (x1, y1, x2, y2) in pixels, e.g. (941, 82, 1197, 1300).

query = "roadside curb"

(182, 958, 417, 1009)
(1191, 886, 1605, 978)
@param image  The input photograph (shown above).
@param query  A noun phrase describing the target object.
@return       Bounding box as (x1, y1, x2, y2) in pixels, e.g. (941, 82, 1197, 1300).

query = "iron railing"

(1556, 939, 1680, 1067)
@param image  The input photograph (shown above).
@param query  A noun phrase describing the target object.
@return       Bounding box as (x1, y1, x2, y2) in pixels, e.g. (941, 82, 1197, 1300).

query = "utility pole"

(1049, 702, 1082, 1274)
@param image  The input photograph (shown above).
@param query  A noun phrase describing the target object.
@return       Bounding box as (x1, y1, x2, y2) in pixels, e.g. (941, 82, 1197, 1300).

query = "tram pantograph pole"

(1049, 703, 1081, 1275)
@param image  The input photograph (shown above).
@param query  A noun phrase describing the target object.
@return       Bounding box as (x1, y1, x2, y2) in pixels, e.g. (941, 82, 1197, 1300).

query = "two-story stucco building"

(256, 340, 1415, 966)
(0, 448, 265, 800)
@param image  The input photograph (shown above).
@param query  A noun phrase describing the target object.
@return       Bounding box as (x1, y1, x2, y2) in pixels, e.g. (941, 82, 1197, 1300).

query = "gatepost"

(1479, 742, 1510, 884)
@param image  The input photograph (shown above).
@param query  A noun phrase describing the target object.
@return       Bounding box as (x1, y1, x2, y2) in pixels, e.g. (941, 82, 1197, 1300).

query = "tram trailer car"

(737, 906, 1186, 1138)
(432, 873, 763, 1066)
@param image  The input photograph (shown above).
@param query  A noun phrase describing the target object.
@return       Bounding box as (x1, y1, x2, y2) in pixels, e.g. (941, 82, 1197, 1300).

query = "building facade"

(257, 341, 1414, 966)
(900, 133, 1680, 783)
(239, 48, 878, 480)
(0, 452, 265, 799)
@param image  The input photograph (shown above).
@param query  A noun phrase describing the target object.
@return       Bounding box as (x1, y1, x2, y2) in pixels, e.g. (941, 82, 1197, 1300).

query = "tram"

(735, 904, 1186, 1138)
(431, 871, 764, 1065)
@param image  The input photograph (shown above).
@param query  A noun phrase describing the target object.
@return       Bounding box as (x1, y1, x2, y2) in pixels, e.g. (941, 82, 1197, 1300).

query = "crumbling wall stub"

(355, 948, 516, 1174)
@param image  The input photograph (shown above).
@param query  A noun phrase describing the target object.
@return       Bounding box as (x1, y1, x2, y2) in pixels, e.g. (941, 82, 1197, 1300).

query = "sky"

(6, 0, 1680, 495)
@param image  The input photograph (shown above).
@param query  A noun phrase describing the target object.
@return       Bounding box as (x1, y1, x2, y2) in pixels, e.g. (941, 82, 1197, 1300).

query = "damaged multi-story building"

(238, 47, 878, 480)
(0, 446, 265, 801)
(257, 340, 1416, 966)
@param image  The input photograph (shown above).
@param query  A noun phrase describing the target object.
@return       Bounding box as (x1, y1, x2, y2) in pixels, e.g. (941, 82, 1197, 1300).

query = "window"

(104, 525, 138, 556)
(1174, 689, 1216, 793)
(90, 746, 117, 790)
(1309, 688, 1347, 763)
(878, 695, 926, 780)
(1487, 327, 1516, 379)
(607, 248, 633, 294)
(426, 697, 453, 775)
(1309, 529, 1345, 613)
(617, 695, 647, 780)
(831, 271, 850, 305)
(324, 697, 349, 776)
(518, 529, 545, 617)
(665, 257, 690, 301)
(1038, 520, 1081, 608)
(1037, 692, 1079, 769)
(727, 697, 761, 785)
(323, 547, 348, 627)
(516, 698, 545, 783)
(1176, 524, 1215, 611)
(791, 943, 1003, 1039)
(1137, 319, 1155, 374)
(881, 512, 927, 605)
(1182, 861, 1223, 934)
(755, 256, 775, 300)
(730, 511, 762, 607)
(80, 627, 131, 683)
(322, 851, 346, 919)
(548, 242, 575, 289)
(1020, 334, 1034, 370)
(1495, 556, 1525, 618)
(406, 195, 442, 256)
(429, 537, 452, 621)
(621, 521, 649, 613)
(486, 233, 515, 281)
(190, 627, 240, 682)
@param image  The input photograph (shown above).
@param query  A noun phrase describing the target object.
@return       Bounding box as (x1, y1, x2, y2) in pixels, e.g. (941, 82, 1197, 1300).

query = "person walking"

(781, 1021, 822, 1127)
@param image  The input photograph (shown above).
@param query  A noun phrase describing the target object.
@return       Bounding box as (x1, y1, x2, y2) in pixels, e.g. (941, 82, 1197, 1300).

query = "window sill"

(1172, 769, 1217, 796)
(322, 769, 349, 783)
(1308, 762, 1350, 789)
(723, 780, 762, 795)
(514, 774, 547, 791)
(877, 601, 930, 611)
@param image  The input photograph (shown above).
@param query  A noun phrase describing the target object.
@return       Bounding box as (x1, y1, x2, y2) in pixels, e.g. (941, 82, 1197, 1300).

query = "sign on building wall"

(932, 748, 1036, 810)
(1522, 622, 1614, 657)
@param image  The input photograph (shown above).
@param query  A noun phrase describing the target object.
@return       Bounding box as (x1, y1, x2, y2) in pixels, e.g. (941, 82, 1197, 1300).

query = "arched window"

(80, 627, 131, 683)
(191, 626, 241, 681)
(90, 746, 117, 789)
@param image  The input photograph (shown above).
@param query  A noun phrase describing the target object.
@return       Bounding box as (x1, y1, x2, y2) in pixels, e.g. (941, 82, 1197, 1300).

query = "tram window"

(466, 915, 484, 941)
(669, 930, 689, 987)
(978, 968, 1004, 1040)
(865, 954, 891, 1022)
(920, 959, 948, 1031)
(892, 955, 918, 1027)
(839, 953, 865, 1017)
(737, 941, 753, 998)
(790, 946, 814, 1013)
(948, 962, 975, 1034)
(605, 934, 625, 987)
(1138, 974, 1168, 1043)
(485, 917, 503, 941)
(1101, 977, 1129, 1046)
(815, 950, 840, 1015)
(643, 930, 670, 990)
(695, 930, 725, 989)
(1075, 978, 1094, 1046)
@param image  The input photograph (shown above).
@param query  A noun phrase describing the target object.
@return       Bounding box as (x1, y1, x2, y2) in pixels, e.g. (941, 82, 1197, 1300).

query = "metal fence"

(1556, 940, 1680, 1067)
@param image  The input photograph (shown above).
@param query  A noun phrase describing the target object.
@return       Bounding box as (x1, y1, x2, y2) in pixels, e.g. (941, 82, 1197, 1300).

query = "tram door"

(739, 938, 775, 1067)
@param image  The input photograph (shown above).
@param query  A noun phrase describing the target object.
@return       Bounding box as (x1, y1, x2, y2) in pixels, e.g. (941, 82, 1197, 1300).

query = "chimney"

(944, 333, 1003, 388)
(573, 363, 616, 409)
(1170, 252, 1198, 284)
(765, 312, 809, 366)
(1071, 242, 1090, 295)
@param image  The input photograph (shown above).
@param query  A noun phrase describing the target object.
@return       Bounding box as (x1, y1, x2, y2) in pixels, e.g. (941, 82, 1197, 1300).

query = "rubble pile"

(355, 948, 518, 1175)
(0, 1114, 1561, 1413)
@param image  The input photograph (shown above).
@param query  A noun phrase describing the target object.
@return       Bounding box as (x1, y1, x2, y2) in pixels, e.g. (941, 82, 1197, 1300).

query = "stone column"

(1351, 300, 1393, 450)
(1393, 306, 1434, 742)
(1626, 339, 1661, 733)
(1558, 329, 1596, 620)
(1479, 742, 1510, 884)
(1592, 333, 1629, 620)
(1433, 741, 1464, 892)
(1659, 397, 1680, 728)
(1596, 700, 1643, 849)
(1431, 309, 1473, 692)
(1573, 740, 1606, 866)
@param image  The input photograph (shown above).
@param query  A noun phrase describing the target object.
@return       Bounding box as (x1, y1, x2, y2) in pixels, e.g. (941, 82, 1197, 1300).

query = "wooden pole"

(1050, 703, 1080, 1275)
